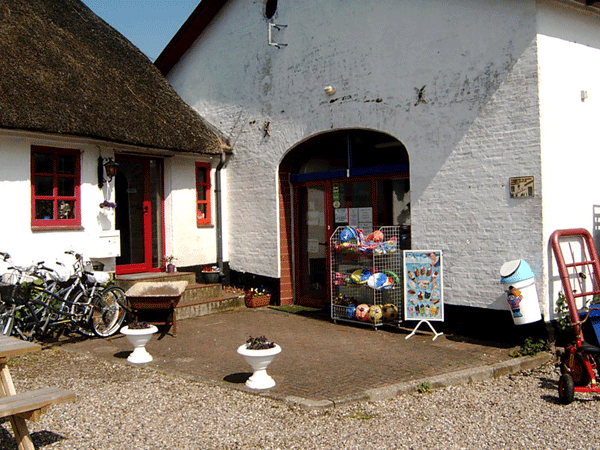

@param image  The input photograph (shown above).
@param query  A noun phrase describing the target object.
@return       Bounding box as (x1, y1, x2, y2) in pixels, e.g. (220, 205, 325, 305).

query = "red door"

(115, 156, 164, 274)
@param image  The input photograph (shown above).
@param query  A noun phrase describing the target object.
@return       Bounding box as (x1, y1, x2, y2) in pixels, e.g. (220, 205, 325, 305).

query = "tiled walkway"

(64, 308, 547, 407)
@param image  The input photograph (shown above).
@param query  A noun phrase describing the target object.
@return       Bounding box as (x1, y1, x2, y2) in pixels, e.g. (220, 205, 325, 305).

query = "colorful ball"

(368, 304, 383, 323)
(382, 304, 399, 322)
(344, 305, 357, 319)
(355, 304, 370, 321)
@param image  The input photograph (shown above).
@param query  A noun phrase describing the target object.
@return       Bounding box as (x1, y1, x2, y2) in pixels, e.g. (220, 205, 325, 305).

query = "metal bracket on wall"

(268, 23, 287, 48)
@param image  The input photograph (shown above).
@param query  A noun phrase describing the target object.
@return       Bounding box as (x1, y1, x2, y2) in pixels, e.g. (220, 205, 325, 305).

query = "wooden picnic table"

(0, 336, 75, 450)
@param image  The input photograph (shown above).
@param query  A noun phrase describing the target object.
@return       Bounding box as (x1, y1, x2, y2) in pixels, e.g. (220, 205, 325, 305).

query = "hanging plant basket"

(244, 292, 271, 308)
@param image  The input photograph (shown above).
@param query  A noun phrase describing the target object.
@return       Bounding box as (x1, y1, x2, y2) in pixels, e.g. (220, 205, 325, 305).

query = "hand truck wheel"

(560, 351, 592, 387)
(558, 373, 575, 405)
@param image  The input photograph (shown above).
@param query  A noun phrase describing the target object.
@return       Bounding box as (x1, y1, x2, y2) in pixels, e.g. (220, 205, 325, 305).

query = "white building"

(155, 0, 600, 336)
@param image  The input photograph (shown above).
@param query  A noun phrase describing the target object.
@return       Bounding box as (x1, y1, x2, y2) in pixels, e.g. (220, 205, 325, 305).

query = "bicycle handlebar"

(579, 306, 600, 325)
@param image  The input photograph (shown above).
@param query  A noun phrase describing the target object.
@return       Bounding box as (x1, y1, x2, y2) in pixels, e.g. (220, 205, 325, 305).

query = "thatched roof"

(0, 0, 224, 155)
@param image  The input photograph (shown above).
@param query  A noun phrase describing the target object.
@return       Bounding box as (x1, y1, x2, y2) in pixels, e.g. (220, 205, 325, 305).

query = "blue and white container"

(500, 260, 542, 325)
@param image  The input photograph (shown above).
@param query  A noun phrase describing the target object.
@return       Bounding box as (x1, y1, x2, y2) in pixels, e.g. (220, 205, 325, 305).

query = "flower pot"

(120, 325, 158, 364)
(245, 294, 271, 308)
(166, 264, 176, 273)
(203, 271, 221, 284)
(237, 343, 282, 389)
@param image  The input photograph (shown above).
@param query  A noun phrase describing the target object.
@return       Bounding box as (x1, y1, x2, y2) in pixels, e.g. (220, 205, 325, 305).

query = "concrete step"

(115, 272, 197, 293)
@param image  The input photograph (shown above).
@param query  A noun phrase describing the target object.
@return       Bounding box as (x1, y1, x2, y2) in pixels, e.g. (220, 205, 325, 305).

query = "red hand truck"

(550, 228, 600, 404)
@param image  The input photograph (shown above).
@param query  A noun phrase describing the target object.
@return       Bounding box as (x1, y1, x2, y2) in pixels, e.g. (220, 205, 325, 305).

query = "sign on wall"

(509, 176, 534, 198)
(403, 250, 443, 322)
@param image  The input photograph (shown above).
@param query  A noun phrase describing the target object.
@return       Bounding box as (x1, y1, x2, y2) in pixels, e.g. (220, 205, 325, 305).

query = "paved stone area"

(62, 307, 550, 408)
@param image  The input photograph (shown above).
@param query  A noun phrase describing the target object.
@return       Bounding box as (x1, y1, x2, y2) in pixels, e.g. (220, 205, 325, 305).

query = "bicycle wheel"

(69, 291, 96, 338)
(102, 286, 131, 324)
(91, 288, 125, 337)
(0, 303, 15, 336)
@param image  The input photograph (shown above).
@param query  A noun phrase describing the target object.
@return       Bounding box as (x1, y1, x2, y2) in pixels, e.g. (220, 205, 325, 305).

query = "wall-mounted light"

(98, 156, 119, 188)
(104, 158, 119, 181)
(324, 85, 336, 96)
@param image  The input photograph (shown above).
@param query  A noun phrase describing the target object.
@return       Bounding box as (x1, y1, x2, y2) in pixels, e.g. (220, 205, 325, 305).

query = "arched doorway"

(279, 129, 410, 307)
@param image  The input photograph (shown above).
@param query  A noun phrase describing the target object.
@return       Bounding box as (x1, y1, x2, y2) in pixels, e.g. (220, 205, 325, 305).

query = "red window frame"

(195, 162, 211, 226)
(31, 146, 81, 229)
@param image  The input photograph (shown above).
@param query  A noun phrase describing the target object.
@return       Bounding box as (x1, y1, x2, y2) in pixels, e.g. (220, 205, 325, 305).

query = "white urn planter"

(237, 343, 282, 389)
(121, 325, 158, 364)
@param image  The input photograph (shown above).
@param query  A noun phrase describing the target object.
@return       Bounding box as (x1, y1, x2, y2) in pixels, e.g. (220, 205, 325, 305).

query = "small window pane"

(196, 167, 207, 184)
(58, 178, 75, 196)
(35, 177, 54, 196)
(34, 153, 53, 173)
(35, 200, 54, 220)
(57, 200, 75, 220)
(197, 204, 206, 221)
(57, 154, 75, 174)
(197, 186, 206, 201)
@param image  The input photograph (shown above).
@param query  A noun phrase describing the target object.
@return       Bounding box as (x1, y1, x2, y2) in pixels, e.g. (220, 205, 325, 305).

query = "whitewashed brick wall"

(167, 0, 600, 318)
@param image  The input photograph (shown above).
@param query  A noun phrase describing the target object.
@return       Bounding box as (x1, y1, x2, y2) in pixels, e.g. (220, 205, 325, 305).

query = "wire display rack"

(330, 226, 403, 329)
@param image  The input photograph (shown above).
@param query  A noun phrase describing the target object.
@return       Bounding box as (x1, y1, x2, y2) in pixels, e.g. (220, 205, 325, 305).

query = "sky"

(81, 1, 200, 61)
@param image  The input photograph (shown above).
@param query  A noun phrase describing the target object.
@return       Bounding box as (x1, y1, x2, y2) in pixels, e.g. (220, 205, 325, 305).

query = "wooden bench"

(0, 336, 76, 450)
(0, 387, 75, 422)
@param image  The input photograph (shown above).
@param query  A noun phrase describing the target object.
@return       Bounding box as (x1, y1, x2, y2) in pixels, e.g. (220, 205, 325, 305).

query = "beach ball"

(355, 304, 370, 321)
(368, 304, 383, 323)
(382, 304, 399, 322)
(340, 226, 358, 243)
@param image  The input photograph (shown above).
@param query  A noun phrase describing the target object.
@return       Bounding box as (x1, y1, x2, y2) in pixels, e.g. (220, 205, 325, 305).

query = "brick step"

(181, 282, 222, 302)
(176, 287, 245, 320)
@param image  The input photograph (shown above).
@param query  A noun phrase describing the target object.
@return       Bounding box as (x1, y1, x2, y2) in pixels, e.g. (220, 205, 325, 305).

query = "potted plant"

(164, 256, 176, 273)
(244, 287, 271, 308)
(99, 200, 117, 216)
(237, 336, 281, 389)
(120, 321, 158, 364)
(202, 265, 221, 284)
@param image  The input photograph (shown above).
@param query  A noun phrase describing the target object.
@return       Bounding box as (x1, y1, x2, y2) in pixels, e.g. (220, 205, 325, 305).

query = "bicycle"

(0, 252, 128, 340)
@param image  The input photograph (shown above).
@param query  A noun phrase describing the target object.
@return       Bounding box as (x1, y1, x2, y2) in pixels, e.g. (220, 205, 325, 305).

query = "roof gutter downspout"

(215, 149, 233, 273)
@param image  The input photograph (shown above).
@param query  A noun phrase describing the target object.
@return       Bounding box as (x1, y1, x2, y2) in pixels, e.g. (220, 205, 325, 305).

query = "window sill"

(31, 225, 84, 232)
(197, 223, 214, 229)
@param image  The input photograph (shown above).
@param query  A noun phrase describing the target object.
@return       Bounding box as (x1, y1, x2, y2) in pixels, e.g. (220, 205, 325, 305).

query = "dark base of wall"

(179, 267, 556, 344)
(177, 262, 232, 285)
(229, 270, 280, 304)
(442, 304, 550, 345)
(177, 265, 281, 303)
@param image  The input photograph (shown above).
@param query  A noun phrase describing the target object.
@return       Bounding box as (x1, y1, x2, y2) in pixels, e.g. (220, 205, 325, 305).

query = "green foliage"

(346, 409, 374, 420)
(509, 337, 547, 357)
(417, 381, 431, 394)
(555, 292, 571, 332)
(555, 291, 600, 333)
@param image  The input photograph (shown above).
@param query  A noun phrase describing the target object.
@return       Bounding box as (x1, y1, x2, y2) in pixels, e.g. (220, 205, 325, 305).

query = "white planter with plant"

(237, 336, 281, 389)
(121, 322, 158, 364)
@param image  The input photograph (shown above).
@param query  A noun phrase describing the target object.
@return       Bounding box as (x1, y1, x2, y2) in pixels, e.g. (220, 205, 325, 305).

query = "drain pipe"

(215, 148, 233, 274)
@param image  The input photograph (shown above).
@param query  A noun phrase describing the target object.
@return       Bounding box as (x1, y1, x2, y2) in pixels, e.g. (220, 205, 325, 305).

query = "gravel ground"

(1, 348, 598, 450)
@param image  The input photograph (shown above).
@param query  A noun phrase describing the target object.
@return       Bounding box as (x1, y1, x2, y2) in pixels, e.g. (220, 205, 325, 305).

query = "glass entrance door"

(115, 156, 164, 274)
(293, 178, 410, 306)
(296, 184, 331, 306)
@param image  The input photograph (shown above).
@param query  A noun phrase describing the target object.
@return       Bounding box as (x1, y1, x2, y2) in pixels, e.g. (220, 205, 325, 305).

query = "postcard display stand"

(403, 250, 444, 341)
(330, 226, 403, 329)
